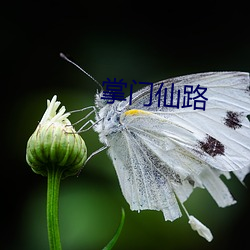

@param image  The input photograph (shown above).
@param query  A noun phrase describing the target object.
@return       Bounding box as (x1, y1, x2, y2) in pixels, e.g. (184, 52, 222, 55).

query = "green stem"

(47, 165, 63, 250)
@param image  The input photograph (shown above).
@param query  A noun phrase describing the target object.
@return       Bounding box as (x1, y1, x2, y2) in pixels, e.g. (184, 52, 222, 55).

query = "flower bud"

(26, 95, 87, 178)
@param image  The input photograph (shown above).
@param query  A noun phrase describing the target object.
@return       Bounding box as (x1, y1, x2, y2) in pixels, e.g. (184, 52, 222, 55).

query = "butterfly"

(61, 55, 250, 241)
(92, 72, 250, 241)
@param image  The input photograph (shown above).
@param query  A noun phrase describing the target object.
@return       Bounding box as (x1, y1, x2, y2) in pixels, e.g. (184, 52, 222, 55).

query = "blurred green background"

(2, 2, 250, 250)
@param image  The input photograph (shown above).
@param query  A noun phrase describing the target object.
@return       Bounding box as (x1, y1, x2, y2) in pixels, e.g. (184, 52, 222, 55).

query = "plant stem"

(47, 165, 63, 250)
(103, 208, 125, 250)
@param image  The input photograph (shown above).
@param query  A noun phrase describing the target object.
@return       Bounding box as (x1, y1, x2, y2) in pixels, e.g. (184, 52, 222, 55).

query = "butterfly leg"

(68, 106, 101, 132)
(77, 145, 108, 176)
(70, 106, 96, 125)
(77, 119, 100, 132)
(85, 145, 108, 165)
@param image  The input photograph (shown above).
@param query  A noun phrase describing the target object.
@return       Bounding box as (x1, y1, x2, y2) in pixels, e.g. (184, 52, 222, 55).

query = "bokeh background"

(2, 2, 250, 250)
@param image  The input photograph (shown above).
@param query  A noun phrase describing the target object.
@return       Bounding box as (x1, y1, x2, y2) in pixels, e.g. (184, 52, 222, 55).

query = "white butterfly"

(60, 53, 250, 242)
(90, 72, 250, 241)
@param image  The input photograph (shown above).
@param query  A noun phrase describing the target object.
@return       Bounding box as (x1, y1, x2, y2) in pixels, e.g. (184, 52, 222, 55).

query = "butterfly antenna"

(60, 53, 103, 91)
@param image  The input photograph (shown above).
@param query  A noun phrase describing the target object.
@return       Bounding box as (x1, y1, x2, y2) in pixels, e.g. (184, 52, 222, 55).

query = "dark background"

(2, 1, 250, 250)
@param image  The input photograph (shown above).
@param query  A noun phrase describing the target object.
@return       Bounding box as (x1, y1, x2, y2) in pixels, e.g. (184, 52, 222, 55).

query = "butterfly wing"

(124, 72, 250, 173)
(107, 124, 182, 221)
(107, 72, 250, 220)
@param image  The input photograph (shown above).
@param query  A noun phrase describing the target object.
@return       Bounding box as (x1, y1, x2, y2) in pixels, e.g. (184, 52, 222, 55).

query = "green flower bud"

(26, 95, 87, 178)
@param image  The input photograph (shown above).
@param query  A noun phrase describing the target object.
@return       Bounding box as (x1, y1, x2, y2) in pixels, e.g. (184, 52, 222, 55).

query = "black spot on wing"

(224, 111, 243, 130)
(199, 135, 225, 157)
